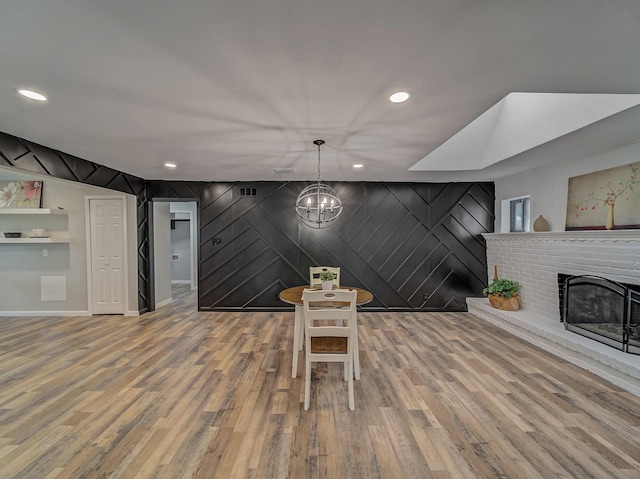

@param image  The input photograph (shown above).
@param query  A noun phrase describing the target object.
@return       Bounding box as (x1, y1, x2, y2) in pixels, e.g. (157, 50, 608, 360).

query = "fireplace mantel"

(483, 231, 640, 241)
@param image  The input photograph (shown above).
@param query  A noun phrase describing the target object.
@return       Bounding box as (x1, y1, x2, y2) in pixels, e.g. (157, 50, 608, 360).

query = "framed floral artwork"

(565, 163, 640, 231)
(0, 180, 43, 209)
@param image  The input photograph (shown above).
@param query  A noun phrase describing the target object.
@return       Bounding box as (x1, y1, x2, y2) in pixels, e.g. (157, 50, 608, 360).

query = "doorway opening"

(149, 199, 199, 312)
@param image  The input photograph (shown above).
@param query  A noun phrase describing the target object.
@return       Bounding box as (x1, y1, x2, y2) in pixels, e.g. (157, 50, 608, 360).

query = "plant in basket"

(483, 266, 521, 311)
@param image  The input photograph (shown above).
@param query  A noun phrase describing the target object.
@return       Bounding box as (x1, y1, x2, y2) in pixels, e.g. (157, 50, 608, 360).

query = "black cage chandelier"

(295, 140, 343, 228)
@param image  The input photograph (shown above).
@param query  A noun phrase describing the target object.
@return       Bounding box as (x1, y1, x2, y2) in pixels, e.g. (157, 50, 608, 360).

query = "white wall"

(170, 219, 191, 282)
(0, 167, 138, 315)
(494, 141, 640, 232)
(153, 202, 172, 307)
(170, 201, 197, 290)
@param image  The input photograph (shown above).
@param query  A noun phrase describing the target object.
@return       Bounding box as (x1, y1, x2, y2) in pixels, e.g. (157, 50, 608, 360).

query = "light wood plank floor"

(1, 286, 639, 478)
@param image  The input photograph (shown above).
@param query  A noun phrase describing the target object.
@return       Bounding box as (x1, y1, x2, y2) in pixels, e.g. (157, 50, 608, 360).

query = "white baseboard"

(0, 310, 91, 317)
(1, 310, 140, 317)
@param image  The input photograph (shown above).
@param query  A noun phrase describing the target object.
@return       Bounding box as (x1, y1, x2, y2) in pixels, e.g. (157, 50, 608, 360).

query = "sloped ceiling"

(411, 93, 640, 171)
(1, 1, 640, 182)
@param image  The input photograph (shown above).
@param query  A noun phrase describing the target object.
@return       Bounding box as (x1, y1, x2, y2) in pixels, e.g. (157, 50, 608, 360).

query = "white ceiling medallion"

(295, 140, 343, 229)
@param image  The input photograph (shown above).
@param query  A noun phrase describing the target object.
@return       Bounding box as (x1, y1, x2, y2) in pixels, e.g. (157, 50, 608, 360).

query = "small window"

(500, 195, 531, 232)
(508, 196, 530, 232)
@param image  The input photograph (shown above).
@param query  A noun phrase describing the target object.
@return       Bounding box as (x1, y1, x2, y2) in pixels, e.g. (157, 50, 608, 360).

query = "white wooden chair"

(302, 289, 357, 411)
(293, 269, 340, 378)
(309, 266, 340, 288)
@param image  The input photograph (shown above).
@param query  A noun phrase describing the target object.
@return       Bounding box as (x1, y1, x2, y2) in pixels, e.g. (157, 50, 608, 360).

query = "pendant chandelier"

(295, 140, 343, 229)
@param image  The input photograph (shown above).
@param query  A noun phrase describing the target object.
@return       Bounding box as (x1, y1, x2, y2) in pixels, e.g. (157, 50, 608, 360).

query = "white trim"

(190, 208, 197, 290)
(85, 197, 92, 313)
(85, 195, 129, 315)
(0, 310, 91, 317)
(171, 280, 191, 284)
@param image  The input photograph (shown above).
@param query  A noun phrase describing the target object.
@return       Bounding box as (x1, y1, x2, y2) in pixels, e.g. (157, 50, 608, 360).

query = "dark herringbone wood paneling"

(150, 180, 494, 311)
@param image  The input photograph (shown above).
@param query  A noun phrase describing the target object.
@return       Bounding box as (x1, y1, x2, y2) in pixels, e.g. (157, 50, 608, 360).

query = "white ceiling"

(2, 1, 640, 183)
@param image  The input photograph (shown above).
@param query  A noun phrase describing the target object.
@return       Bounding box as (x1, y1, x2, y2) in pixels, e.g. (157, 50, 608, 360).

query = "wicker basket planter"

(487, 292, 521, 311)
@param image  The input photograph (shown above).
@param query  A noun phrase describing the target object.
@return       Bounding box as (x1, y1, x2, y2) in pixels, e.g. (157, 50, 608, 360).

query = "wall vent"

(273, 168, 294, 174)
(239, 187, 258, 197)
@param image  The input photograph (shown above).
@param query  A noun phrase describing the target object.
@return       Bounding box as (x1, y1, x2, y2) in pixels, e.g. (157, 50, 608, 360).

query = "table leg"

(298, 307, 305, 350)
(353, 308, 360, 380)
(292, 304, 302, 378)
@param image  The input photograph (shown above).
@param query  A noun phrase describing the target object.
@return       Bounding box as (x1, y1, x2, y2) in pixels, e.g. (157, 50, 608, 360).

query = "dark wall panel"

(153, 180, 495, 311)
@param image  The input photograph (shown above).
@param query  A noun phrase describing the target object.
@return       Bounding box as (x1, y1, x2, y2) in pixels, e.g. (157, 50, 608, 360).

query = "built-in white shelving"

(0, 208, 70, 244)
(0, 208, 67, 215)
(0, 237, 69, 244)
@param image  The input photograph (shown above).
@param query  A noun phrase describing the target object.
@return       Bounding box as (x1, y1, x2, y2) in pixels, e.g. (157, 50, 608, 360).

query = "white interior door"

(90, 198, 125, 314)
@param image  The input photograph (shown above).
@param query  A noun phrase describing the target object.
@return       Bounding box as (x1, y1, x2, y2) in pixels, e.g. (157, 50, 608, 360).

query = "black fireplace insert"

(559, 274, 640, 355)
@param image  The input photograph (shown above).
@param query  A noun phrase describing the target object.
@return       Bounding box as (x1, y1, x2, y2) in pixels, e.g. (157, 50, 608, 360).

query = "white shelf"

(0, 237, 69, 244)
(1, 208, 70, 245)
(0, 208, 67, 215)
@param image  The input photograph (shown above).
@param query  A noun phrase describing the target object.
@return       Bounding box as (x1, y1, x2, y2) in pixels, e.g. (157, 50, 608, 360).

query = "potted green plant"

(319, 270, 335, 290)
(483, 267, 521, 311)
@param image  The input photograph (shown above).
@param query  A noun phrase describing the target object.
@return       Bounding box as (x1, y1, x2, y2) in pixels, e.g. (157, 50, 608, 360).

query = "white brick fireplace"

(467, 231, 640, 396)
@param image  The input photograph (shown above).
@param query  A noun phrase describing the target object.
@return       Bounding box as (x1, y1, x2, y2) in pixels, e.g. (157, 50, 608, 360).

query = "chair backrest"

(309, 266, 340, 287)
(302, 289, 356, 344)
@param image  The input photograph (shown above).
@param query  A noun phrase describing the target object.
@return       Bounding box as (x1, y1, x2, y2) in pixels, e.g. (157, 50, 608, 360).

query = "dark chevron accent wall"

(0, 131, 151, 312)
(148, 180, 495, 311)
(2, 130, 494, 313)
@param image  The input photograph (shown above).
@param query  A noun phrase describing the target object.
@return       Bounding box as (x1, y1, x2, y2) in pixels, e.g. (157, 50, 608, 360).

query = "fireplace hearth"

(559, 274, 640, 355)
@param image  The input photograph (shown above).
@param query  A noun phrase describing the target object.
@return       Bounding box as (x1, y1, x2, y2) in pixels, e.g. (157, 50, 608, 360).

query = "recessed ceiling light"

(389, 91, 411, 103)
(353, 164, 364, 168)
(18, 89, 47, 101)
(164, 162, 177, 169)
